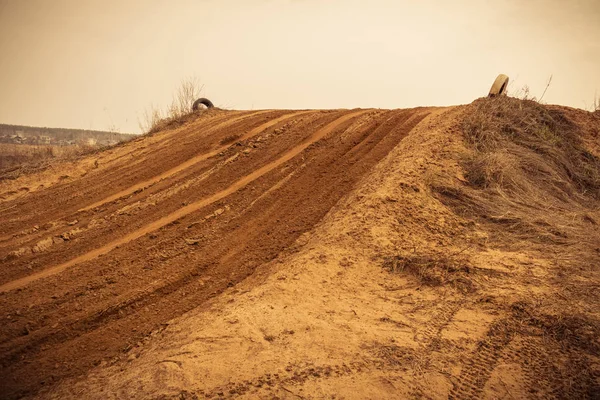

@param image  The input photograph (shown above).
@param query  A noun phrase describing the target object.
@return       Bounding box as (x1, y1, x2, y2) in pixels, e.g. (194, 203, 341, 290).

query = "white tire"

(488, 74, 509, 97)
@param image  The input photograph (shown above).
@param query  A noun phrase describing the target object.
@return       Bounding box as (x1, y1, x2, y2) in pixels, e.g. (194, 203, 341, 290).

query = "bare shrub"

(508, 75, 552, 102)
(139, 104, 163, 134)
(169, 77, 203, 119)
(510, 84, 535, 101)
(139, 77, 206, 134)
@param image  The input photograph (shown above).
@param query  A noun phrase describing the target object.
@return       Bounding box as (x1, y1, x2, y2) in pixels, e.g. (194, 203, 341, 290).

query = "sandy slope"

(1, 104, 599, 399)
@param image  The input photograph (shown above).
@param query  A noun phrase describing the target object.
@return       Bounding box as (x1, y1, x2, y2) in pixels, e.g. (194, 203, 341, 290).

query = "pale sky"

(1, 0, 599, 133)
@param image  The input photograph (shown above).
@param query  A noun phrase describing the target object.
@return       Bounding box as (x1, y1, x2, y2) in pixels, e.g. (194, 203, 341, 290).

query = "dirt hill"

(0, 100, 598, 399)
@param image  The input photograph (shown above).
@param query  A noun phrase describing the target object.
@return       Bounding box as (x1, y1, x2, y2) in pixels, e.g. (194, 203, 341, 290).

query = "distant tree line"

(0, 124, 135, 147)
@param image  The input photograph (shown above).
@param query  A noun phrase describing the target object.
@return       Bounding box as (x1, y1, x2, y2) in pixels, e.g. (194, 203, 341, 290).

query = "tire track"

(504, 335, 598, 399)
(502, 337, 557, 400)
(0, 111, 308, 256)
(0, 110, 368, 293)
(0, 110, 334, 287)
(417, 302, 462, 345)
(0, 110, 378, 364)
(448, 319, 514, 400)
(0, 110, 283, 240)
(203, 361, 372, 398)
(0, 108, 431, 399)
(80, 110, 312, 211)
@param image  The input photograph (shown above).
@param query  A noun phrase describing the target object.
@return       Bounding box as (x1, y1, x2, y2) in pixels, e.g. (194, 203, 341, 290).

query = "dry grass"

(508, 300, 600, 398)
(139, 77, 209, 134)
(428, 98, 600, 394)
(431, 96, 600, 248)
(462, 96, 600, 199)
(0, 143, 99, 180)
(382, 252, 474, 292)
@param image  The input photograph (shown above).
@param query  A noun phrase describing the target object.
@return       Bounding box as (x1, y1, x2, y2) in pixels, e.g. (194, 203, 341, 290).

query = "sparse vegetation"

(382, 252, 474, 292)
(0, 143, 98, 180)
(508, 75, 553, 102)
(419, 95, 600, 399)
(0, 124, 134, 179)
(462, 96, 600, 198)
(430, 96, 600, 250)
(139, 77, 208, 134)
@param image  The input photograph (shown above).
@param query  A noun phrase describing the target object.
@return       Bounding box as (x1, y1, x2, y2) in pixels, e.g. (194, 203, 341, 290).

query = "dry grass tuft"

(0, 143, 99, 180)
(510, 300, 600, 354)
(383, 252, 474, 292)
(140, 77, 211, 135)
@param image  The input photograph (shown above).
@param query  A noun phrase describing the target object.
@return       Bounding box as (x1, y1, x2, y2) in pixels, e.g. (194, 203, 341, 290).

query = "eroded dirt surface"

(0, 107, 433, 398)
(1, 105, 599, 399)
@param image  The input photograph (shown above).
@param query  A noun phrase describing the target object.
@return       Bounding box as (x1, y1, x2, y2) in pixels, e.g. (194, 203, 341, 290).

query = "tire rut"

(0, 110, 287, 239)
(0, 111, 314, 265)
(0, 110, 368, 293)
(0, 108, 431, 399)
(448, 319, 514, 400)
(80, 110, 312, 211)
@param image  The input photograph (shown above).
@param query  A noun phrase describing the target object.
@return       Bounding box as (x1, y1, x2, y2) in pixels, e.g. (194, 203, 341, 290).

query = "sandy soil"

(0, 105, 598, 399)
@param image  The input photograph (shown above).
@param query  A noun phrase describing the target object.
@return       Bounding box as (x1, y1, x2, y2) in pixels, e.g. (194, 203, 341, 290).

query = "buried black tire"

(488, 74, 509, 97)
(192, 97, 214, 110)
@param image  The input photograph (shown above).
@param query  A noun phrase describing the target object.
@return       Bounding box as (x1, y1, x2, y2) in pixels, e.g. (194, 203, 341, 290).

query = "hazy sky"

(1, 0, 599, 133)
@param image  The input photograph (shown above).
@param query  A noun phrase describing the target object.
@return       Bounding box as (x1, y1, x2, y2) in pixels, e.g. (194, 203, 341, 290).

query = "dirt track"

(0, 107, 432, 398)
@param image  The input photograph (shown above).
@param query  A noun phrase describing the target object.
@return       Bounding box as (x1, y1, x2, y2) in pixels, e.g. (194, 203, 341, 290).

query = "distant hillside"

(0, 124, 135, 146)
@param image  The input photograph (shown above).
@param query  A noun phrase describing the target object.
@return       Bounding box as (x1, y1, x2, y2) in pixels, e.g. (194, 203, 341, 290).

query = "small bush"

(139, 77, 207, 134)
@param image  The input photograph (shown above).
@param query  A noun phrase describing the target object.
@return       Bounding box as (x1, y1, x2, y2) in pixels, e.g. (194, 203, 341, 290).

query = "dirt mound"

(0, 100, 599, 399)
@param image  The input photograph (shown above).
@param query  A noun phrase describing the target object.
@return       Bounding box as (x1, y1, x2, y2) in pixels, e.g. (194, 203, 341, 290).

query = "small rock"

(32, 237, 54, 253)
(184, 238, 201, 245)
(8, 247, 31, 259)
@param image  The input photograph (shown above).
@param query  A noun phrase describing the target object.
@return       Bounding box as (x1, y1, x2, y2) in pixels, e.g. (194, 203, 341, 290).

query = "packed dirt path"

(0, 107, 434, 398)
